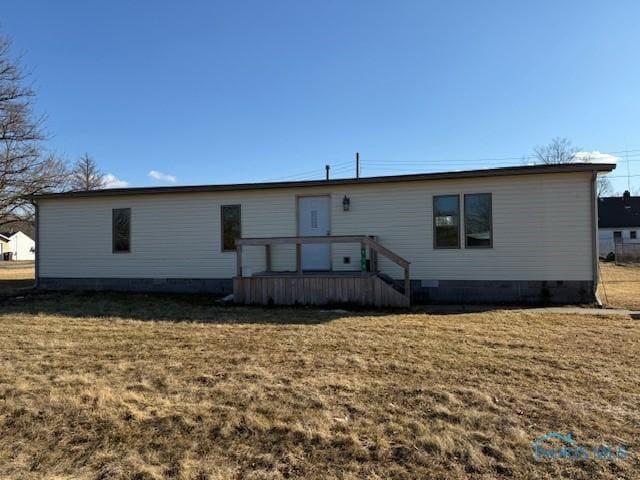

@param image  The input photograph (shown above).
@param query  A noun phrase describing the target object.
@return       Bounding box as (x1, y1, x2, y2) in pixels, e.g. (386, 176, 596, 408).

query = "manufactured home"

(34, 163, 614, 306)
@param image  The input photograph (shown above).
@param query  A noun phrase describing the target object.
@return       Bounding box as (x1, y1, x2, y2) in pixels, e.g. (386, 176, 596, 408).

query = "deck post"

(236, 244, 242, 277)
(404, 266, 411, 304)
(265, 244, 272, 272)
(369, 236, 378, 273)
(296, 242, 302, 274)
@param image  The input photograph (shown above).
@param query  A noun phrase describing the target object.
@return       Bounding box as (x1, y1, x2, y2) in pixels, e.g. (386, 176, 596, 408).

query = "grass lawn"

(598, 262, 640, 310)
(0, 287, 638, 480)
(0, 262, 35, 294)
(0, 265, 638, 478)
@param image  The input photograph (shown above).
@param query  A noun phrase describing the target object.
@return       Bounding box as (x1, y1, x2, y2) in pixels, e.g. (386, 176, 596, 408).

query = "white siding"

(598, 227, 640, 257)
(38, 171, 594, 281)
(6, 232, 35, 261)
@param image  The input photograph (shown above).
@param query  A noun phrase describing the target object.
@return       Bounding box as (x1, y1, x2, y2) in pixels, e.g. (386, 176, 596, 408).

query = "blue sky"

(4, 1, 640, 192)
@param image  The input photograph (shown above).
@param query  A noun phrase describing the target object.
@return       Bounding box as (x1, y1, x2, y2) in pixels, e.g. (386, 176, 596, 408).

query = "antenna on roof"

(356, 152, 360, 179)
(325, 164, 330, 180)
(627, 149, 631, 192)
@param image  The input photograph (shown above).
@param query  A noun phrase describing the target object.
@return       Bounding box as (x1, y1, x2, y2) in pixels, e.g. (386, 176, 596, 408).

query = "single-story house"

(598, 193, 640, 257)
(0, 231, 36, 261)
(0, 234, 11, 260)
(33, 162, 615, 305)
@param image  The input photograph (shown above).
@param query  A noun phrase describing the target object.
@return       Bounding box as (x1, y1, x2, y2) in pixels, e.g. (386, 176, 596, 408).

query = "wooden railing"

(235, 235, 411, 302)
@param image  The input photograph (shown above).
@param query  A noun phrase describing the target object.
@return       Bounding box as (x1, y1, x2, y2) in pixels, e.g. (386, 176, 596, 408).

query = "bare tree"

(0, 35, 69, 226)
(597, 176, 613, 197)
(70, 153, 104, 190)
(533, 137, 578, 164)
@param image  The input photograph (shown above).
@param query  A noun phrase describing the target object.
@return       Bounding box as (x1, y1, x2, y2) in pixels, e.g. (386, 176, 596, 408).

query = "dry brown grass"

(0, 290, 638, 480)
(0, 263, 34, 294)
(598, 262, 640, 310)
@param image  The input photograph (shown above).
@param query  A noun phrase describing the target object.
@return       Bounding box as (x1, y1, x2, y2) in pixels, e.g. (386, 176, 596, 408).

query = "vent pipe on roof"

(623, 190, 631, 209)
(325, 164, 330, 180)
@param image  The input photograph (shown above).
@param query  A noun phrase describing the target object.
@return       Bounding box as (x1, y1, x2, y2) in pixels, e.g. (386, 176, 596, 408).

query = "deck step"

(375, 272, 408, 296)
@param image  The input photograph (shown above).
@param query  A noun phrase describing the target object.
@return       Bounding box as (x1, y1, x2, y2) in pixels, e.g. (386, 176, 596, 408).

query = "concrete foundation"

(37, 277, 233, 295)
(38, 277, 594, 305)
(408, 279, 594, 305)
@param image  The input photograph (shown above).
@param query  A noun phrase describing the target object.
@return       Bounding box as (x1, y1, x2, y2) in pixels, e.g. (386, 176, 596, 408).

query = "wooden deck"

(233, 272, 409, 307)
(232, 235, 411, 308)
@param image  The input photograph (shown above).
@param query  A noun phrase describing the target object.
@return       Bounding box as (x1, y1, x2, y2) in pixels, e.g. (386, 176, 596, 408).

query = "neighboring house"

(0, 231, 36, 261)
(0, 234, 10, 259)
(33, 162, 614, 305)
(598, 193, 640, 257)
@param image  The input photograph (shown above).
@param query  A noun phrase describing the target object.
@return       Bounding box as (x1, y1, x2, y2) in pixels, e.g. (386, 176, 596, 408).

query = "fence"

(615, 243, 640, 264)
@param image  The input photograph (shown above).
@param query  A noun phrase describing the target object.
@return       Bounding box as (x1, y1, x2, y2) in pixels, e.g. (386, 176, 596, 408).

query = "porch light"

(342, 195, 350, 211)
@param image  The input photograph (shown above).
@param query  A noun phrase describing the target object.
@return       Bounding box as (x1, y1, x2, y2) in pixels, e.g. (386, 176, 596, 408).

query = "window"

(433, 195, 460, 248)
(221, 205, 241, 251)
(631, 231, 637, 239)
(464, 193, 493, 248)
(112, 208, 131, 253)
(613, 231, 622, 243)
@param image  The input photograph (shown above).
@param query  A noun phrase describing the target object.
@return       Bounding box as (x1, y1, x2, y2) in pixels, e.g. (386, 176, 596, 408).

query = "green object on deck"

(360, 245, 367, 271)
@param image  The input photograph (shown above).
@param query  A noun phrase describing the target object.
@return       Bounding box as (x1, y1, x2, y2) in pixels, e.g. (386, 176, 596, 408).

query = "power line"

(363, 153, 640, 166)
(606, 174, 640, 179)
(360, 165, 640, 177)
(268, 160, 639, 182)
(260, 159, 359, 182)
(364, 157, 535, 165)
(603, 148, 640, 155)
(330, 165, 355, 173)
(259, 146, 640, 182)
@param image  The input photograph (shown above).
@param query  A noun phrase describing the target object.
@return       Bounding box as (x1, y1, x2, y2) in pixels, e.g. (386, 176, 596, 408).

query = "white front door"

(298, 196, 331, 271)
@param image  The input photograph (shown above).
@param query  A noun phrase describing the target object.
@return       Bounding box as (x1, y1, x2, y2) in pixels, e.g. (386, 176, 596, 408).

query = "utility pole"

(356, 152, 360, 178)
(325, 164, 330, 180)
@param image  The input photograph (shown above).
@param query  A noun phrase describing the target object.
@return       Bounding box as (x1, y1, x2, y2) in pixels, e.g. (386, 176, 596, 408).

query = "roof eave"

(32, 162, 617, 200)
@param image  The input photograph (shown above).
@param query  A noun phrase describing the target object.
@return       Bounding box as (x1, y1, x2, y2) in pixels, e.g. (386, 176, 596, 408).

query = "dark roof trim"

(33, 162, 616, 200)
(0, 231, 27, 240)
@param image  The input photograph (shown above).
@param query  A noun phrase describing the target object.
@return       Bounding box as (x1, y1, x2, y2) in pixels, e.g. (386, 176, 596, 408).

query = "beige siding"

(38, 171, 594, 281)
